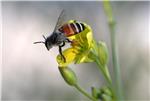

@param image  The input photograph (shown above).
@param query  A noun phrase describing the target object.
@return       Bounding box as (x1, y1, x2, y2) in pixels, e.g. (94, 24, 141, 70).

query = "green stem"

(103, 1, 123, 101)
(95, 58, 112, 85)
(109, 18, 123, 101)
(74, 84, 97, 101)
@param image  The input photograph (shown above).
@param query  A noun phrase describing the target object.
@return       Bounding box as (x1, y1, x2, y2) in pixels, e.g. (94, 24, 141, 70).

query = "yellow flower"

(57, 20, 94, 67)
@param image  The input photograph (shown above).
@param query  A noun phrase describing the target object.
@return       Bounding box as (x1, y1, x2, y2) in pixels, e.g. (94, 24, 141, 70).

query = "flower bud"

(59, 67, 77, 86)
(99, 86, 113, 101)
(97, 41, 108, 66)
(101, 86, 113, 97)
(101, 94, 112, 101)
(91, 87, 100, 99)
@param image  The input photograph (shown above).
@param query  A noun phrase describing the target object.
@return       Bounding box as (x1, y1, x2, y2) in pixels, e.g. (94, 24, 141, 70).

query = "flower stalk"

(103, 1, 123, 101)
(95, 59, 112, 85)
(74, 84, 97, 101)
(91, 40, 112, 85)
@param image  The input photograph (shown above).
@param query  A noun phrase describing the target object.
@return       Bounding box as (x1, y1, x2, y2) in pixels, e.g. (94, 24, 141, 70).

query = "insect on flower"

(34, 10, 86, 62)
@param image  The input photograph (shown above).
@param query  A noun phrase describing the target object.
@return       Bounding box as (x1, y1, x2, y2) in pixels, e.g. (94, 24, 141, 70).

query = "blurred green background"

(2, 1, 149, 101)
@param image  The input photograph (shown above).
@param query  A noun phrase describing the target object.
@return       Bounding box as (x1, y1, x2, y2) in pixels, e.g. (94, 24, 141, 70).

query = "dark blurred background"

(1, 1, 149, 101)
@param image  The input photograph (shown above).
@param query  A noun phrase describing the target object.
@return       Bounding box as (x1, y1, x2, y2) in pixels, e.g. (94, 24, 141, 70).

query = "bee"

(34, 10, 85, 62)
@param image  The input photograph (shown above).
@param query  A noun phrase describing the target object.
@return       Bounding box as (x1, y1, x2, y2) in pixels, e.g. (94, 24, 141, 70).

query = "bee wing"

(53, 9, 66, 32)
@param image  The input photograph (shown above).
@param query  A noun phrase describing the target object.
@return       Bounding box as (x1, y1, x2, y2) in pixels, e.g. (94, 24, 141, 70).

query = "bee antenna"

(42, 35, 46, 40)
(33, 41, 45, 44)
(33, 35, 46, 44)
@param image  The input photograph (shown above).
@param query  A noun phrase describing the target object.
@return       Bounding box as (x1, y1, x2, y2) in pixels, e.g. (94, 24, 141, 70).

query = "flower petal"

(57, 48, 77, 67)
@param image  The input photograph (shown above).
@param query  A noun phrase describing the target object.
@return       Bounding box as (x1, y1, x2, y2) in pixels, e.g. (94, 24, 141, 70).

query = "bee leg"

(66, 38, 72, 43)
(59, 42, 66, 62)
(66, 39, 78, 47)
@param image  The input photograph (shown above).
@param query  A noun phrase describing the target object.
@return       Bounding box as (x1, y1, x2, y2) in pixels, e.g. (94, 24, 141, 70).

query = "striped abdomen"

(58, 22, 85, 37)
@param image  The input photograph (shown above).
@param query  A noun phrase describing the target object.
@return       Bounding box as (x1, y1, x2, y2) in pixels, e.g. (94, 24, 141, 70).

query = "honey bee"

(34, 10, 85, 62)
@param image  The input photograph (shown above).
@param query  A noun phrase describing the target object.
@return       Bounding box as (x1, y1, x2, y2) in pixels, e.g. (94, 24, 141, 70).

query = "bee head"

(34, 35, 52, 51)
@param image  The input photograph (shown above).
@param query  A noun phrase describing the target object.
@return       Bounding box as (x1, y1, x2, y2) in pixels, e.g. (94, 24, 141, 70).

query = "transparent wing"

(53, 9, 66, 32)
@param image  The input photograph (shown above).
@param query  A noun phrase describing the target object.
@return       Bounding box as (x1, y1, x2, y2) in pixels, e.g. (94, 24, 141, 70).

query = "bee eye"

(45, 41, 52, 50)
